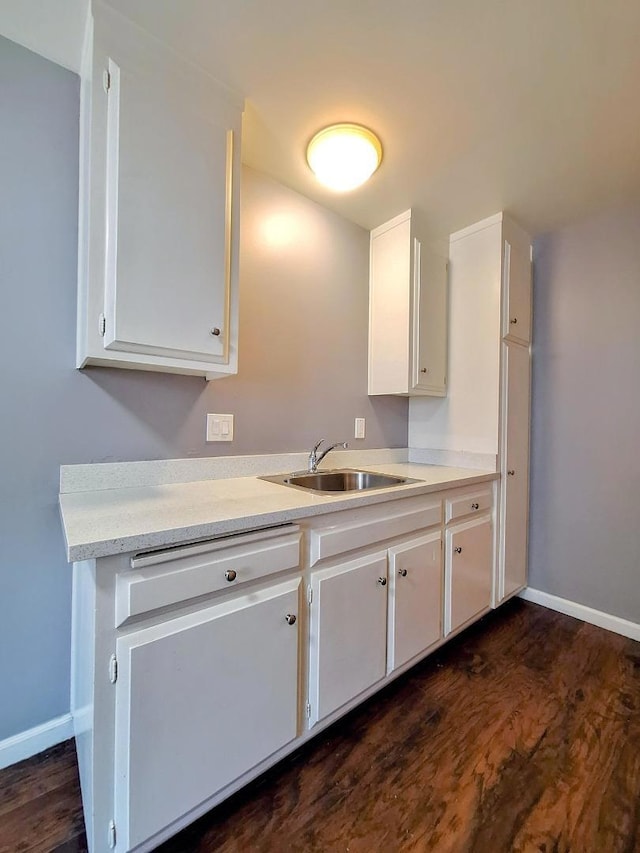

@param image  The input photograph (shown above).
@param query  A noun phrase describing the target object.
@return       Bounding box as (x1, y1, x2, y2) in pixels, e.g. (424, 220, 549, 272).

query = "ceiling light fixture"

(306, 123, 383, 192)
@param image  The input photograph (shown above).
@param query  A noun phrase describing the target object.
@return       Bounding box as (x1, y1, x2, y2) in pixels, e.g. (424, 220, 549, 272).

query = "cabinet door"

(499, 341, 531, 600)
(502, 234, 532, 345)
(445, 518, 493, 636)
(114, 579, 300, 851)
(309, 552, 388, 725)
(387, 532, 442, 674)
(411, 240, 448, 396)
(103, 55, 234, 365)
(368, 214, 412, 395)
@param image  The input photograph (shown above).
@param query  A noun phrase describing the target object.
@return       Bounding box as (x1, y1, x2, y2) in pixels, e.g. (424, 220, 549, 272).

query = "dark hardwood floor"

(2, 600, 639, 853)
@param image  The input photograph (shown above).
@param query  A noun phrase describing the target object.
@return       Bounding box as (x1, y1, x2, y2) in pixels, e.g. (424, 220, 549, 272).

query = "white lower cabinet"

(445, 517, 493, 636)
(308, 551, 388, 726)
(72, 487, 502, 853)
(308, 526, 444, 725)
(113, 578, 300, 851)
(387, 532, 442, 674)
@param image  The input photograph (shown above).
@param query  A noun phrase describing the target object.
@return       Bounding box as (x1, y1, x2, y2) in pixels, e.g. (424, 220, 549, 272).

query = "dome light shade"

(306, 123, 382, 191)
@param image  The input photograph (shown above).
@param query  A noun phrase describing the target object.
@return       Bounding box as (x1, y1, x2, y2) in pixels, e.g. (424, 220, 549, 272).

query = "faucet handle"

(311, 438, 326, 453)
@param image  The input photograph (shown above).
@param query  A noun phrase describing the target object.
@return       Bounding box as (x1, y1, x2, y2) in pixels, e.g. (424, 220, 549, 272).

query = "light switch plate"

(354, 417, 366, 439)
(206, 413, 234, 442)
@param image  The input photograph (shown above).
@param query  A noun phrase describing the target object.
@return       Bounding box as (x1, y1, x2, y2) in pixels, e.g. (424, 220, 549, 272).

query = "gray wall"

(0, 38, 407, 742)
(529, 205, 640, 623)
(191, 166, 408, 453)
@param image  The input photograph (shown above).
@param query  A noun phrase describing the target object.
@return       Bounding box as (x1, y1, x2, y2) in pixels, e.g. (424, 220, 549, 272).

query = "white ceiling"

(106, 1, 640, 237)
(0, 0, 88, 72)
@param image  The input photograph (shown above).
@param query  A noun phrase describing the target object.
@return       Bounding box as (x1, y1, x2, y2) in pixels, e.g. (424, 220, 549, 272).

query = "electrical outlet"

(206, 413, 234, 442)
(354, 418, 366, 439)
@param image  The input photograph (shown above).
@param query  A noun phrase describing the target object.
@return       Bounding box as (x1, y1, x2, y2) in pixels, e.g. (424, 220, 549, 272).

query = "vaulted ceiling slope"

(46, 0, 640, 236)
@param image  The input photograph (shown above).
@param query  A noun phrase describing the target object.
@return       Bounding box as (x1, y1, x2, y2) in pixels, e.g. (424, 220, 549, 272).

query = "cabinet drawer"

(445, 488, 492, 523)
(309, 497, 442, 566)
(116, 526, 300, 626)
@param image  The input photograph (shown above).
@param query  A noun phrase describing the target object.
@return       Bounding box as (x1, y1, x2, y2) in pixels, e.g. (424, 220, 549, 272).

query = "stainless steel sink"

(260, 468, 419, 495)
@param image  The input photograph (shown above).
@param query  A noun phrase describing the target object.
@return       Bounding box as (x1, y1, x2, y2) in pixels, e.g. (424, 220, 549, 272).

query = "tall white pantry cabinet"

(406, 212, 532, 604)
(451, 213, 532, 604)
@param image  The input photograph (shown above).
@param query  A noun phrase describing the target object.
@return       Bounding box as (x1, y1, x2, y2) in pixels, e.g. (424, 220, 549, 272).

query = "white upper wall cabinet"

(368, 210, 448, 397)
(76, 3, 243, 379)
(502, 217, 532, 345)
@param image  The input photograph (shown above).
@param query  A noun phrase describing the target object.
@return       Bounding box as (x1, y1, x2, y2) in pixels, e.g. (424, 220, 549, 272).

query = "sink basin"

(260, 468, 419, 495)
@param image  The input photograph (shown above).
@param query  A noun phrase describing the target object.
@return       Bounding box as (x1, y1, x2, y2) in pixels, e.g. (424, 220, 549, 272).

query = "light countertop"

(59, 463, 497, 562)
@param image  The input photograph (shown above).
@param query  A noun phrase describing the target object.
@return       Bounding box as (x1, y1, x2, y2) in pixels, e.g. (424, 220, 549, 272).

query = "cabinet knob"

(510, 317, 518, 325)
(507, 469, 515, 476)
(210, 327, 221, 336)
(454, 547, 463, 554)
(377, 577, 387, 586)
(471, 502, 479, 510)
(224, 569, 237, 582)
(285, 613, 297, 626)
(420, 367, 429, 374)
(398, 568, 408, 577)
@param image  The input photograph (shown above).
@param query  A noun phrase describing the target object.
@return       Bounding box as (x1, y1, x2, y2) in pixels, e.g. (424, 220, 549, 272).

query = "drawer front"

(116, 527, 300, 625)
(445, 489, 492, 523)
(309, 498, 442, 567)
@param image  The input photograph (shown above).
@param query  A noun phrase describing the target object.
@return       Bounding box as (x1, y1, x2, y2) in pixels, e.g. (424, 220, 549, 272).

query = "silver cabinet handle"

(210, 327, 221, 336)
(224, 569, 237, 582)
(507, 469, 515, 476)
(471, 502, 479, 510)
(398, 568, 408, 577)
(420, 367, 428, 374)
(285, 614, 297, 626)
(510, 317, 518, 325)
(377, 577, 387, 586)
(454, 547, 462, 554)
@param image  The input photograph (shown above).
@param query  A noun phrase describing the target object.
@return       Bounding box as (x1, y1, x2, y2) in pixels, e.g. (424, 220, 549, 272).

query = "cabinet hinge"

(108, 654, 118, 684)
(306, 702, 312, 719)
(103, 69, 111, 93)
(107, 820, 116, 849)
(98, 313, 106, 336)
(307, 585, 313, 605)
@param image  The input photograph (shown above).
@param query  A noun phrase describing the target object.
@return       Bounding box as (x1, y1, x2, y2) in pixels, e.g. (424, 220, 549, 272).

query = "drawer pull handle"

(471, 502, 480, 510)
(507, 469, 515, 476)
(454, 547, 463, 554)
(420, 367, 428, 374)
(210, 327, 221, 336)
(224, 569, 237, 582)
(377, 577, 387, 586)
(398, 568, 408, 577)
(285, 613, 297, 626)
(510, 317, 518, 325)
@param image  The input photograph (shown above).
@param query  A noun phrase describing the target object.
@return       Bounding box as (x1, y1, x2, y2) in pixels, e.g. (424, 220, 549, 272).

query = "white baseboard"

(0, 713, 73, 770)
(519, 588, 640, 642)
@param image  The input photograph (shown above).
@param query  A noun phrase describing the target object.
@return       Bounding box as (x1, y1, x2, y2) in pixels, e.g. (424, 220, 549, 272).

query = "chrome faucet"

(308, 439, 349, 473)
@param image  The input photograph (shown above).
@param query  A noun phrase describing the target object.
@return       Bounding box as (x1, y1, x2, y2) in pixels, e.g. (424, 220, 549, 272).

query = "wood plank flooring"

(2, 600, 639, 853)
